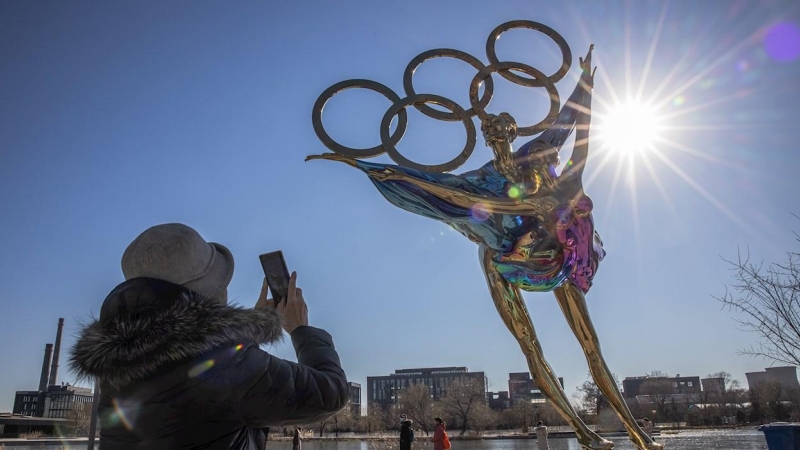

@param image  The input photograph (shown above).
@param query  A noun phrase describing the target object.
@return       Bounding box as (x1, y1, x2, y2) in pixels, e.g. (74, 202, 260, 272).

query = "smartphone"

(259, 251, 290, 306)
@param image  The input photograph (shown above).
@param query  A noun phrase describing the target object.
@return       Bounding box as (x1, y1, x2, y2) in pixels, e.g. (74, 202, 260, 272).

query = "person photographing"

(70, 223, 348, 449)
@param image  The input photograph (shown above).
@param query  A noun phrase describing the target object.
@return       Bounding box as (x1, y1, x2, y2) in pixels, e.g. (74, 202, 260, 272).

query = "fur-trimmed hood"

(70, 277, 283, 388)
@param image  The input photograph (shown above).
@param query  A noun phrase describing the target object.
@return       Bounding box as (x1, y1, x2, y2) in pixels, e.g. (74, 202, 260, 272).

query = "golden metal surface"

(304, 153, 559, 220)
(379, 94, 477, 173)
(554, 282, 663, 450)
(485, 20, 572, 87)
(480, 113, 522, 184)
(468, 61, 560, 137)
(311, 79, 407, 159)
(403, 48, 494, 121)
(480, 246, 613, 450)
(310, 25, 664, 450)
(310, 20, 570, 173)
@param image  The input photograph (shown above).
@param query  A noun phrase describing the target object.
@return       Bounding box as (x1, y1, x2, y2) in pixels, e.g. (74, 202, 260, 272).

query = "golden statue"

(308, 21, 662, 450)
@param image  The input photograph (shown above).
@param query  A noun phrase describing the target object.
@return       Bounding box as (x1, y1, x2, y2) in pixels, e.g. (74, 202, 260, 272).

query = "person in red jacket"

(431, 418, 447, 450)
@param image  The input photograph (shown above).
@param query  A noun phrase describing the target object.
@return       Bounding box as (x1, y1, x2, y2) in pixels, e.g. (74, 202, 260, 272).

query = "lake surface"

(0, 430, 769, 449)
(308, 430, 768, 450)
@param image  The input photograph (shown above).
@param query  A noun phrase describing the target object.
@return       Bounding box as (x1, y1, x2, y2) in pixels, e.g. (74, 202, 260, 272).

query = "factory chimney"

(48, 318, 64, 387)
(38, 343, 53, 392)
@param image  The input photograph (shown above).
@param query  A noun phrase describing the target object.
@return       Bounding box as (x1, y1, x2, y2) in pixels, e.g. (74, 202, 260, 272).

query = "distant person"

(432, 417, 450, 450)
(399, 415, 414, 450)
(642, 418, 654, 436)
(70, 223, 349, 449)
(534, 421, 549, 450)
(293, 427, 302, 450)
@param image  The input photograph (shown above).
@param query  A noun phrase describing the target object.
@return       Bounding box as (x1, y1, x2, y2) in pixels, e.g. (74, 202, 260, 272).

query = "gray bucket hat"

(121, 223, 234, 301)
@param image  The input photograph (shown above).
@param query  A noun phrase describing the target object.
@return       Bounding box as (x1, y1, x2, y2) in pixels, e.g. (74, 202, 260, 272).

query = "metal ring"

(311, 79, 408, 158)
(402, 49, 494, 121)
(380, 94, 476, 173)
(485, 20, 572, 88)
(469, 62, 560, 136)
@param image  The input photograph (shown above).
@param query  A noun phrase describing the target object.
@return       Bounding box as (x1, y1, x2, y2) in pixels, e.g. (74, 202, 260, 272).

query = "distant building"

(4, 319, 96, 437)
(12, 391, 44, 417)
(623, 374, 701, 398)
(746, 366, 799, 393)
(700, 377, 726, 394)
(622, 374, 702, 406)
(42, 384, 93, 419)
(488, 391, 511, 411)
(9, 319, 96, 420)
(508, 372, 563, 405)
(348, 382, 362, 416)
(367, 367, 487, 411)
(14, 384, 94, 419)
(0, 414, 76, 437)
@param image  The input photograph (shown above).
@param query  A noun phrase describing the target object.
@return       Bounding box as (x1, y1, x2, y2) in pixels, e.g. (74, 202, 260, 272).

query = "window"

(688, 381, 693, 387)
(672, 382, 678, 388)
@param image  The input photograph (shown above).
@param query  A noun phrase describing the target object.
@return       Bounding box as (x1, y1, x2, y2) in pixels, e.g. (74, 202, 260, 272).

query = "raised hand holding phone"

(256, 251, 308, 334)
(277, 271, 308, 334)
(259, 251, 290, 306)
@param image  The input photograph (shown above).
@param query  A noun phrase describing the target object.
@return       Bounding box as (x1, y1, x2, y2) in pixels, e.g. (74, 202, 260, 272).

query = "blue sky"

(1, 0, 799, 413)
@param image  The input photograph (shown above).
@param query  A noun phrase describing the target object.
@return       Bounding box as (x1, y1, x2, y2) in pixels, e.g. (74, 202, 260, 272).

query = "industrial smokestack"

(38, 343, 53, 392)
(48, 318, 64, 387)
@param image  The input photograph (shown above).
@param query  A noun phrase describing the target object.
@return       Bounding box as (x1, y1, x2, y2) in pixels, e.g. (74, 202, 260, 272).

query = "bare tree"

(706, 371, 740, 392)
(716, 235, 800, 366)
(575, 377, 602, 416)
(751, 380, 790, 422)
(571, 373, 622, 429)
(331, 404, 355, 436)
(399, 384, 435, 435)
(573, 372, 619, 420)
(316, 401, 352, 437)
(505, 400, 536, 432)
(439, 378, 487, 436)
(705, 371, 743, 409)
(647, 370, 670, 378)
(537, 402, 567, 427)
(640, 378, 673, 421)
(360, 406, 390, 435)
(317, 415, 330, 437)
(470, 403, 499, 435)
(66, 401, 93, 436)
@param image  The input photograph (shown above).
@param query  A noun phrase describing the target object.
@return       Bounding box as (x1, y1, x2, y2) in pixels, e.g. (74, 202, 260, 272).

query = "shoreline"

(0, 426, 758, 445)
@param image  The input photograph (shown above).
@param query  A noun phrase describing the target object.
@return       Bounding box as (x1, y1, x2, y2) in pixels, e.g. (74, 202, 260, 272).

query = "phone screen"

(259, 251, 290, 304)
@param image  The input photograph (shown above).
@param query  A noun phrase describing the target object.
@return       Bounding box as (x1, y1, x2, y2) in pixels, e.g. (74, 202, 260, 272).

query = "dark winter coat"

(399, 421, 414, 450)
(292, 428, 301, 450)
(70, 278, 348, 450)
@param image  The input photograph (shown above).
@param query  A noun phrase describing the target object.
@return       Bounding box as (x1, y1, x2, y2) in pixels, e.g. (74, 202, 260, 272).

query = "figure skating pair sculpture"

(308, 21, 662, 450)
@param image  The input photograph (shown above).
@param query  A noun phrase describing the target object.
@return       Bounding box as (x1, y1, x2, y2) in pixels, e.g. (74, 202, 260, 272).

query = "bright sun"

(597, 102, 662, 155)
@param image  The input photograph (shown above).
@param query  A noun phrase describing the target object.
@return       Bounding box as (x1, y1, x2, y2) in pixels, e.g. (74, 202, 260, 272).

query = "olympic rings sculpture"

(311, 20, 573, 173)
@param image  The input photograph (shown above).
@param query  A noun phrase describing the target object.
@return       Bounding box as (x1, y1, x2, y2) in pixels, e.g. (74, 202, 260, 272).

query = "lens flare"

(736, 60, 750, 72)
(598, 102, 662, 155)
(469, 203, 491, 222)
(229, 343, 244, 356)
(764, 21, 800, 62)
(188, 359, 215, 378)
(111, 397, 137, 431)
